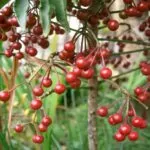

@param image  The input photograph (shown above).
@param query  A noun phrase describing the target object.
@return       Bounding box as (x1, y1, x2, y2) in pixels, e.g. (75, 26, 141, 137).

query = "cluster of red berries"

(14, 115, 52, 144)
(139, 16, 150, 40)
(132, 61, 150, 102)
(0, 2, 65, 59)
(123, 0, 150, 17)
(97, 104, 147, 142)
(60, 40, 113, 87)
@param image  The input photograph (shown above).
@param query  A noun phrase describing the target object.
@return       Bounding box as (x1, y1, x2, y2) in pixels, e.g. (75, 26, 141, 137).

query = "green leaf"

(14, 0, 29, 31)
(39, 0, 52, 36)
(50, 0, 69, 31)
(0, 0, 9, 9)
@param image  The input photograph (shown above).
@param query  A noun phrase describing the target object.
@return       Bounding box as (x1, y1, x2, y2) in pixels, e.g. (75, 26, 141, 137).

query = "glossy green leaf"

(0, 0, 9, 9)
(50, 0, 69, 31)
(39, 0, 52, 36)
(14, 0, 29, 31)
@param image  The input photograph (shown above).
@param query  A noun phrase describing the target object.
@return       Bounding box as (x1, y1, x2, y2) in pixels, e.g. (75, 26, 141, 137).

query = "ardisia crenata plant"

(0, 0, 150, 150)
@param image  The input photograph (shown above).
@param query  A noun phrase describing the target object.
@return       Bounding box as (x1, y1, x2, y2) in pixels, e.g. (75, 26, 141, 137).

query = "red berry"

(107, 19, 119, 31)
(66, 72, 77, 83)
(119, 124, 131, 135)
(76, 57, 87, 69)
(112, 113, 123, 124)
(137, 1, 148, 12)
(141, 65, 150, 75)
(134, 87, 144, 96)
(99, 48, 111, 59)
(70, 78, 81, 89)
(14, 124, 24, 133)
(140, 120, 147, 129)
(64, 41, 75, 52)
(128, 131, 139, 141)
(81, 68, 94, 79)
(33, 86, 44, 96)
(33, 25, 43, 35)
(0, 91, 10, 102)
(32, 135, 44, 144)
(108, 115, 116, 125)
(4, 49, 13, 58)
(42, 116, 52, 126)
(128, 109, 134, 117)
(132, 116, 143, 128)
(72, 66, 82, 77)
(54, 83, 66, 94)
(38, 123, 47, 132)
(26, 47, 38, 56)
(97, 106, 108, 117)
(16, 52, 24, 59)
(79, 0, 92, 6)
(30, 99, 42, 110)
(114, 132, 125, 142)
(12, 42, 22, 50)
(42, 77, 52, 87)
(100, 67, 112, 79)
(138, 93, 148, 102)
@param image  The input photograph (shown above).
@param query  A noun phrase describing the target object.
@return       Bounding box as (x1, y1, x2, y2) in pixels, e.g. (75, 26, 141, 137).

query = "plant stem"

(113, 48, 150, 56)
(88, 4, 98, 148)
(88, 74, 98, 150)
(98, 38, 150, 46)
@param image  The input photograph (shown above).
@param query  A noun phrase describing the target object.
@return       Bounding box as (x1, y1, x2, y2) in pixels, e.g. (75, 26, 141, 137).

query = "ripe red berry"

(119, 124, 131, 135)
(76, 57, 87, 69)
(100, 67, 112, 79)
(128, 131, 139, 141)
(4, 49, 13, 58)
(32, 135, 44, 144)
(81, 68, 94, 79)
(54, 83, 66, 94)
(141, 65, 150, 75)
(79, 0, 92, 6)
(112, 113, 123, 124)
(0, 91, 10, 102)
(66, 72, 77, 83)
(14, 124, 24, 133)
(138, 93, 148, 102)
(12, 42, 22, 50)
(140, 120, 147, 129)
(97, 106, 108, 117)
(114, 132, 125, 142)
(107, 19, 119, 31)
(134, 87, 144, 96)
(42, 116, 52, 126)
(99, 48, 111, 59)
(131, 116, 143, 128)
(72, 66, 82, 77)
(16, 52, 24, 59)
(128, 109, 134, 117)
(137, 1, 148, 12)
(38, 123, 47, 132)
(42, 77, 52, 87)
(70, 78, 81, 89)
(26, 46, 38, 56)
(64, 41, 75, 52)
(33, 86, 44, 96)
(30, 99, 42, 110)
(108, 115, 116, 125)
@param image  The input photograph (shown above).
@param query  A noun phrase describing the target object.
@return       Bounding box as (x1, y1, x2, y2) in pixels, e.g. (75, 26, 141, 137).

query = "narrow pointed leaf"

(39, 0, 52, 36)
(50, 0, 69, 31)
(14, 0, 29, 31)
